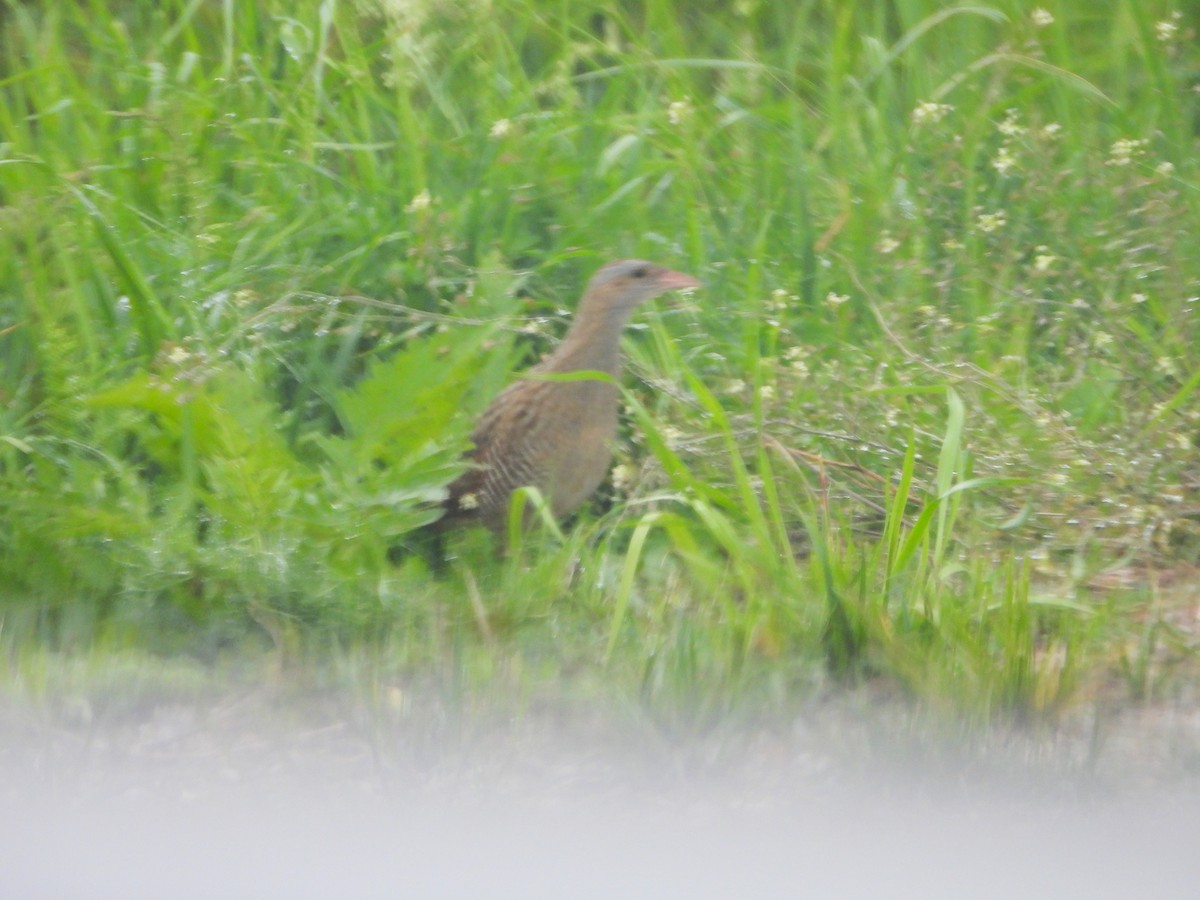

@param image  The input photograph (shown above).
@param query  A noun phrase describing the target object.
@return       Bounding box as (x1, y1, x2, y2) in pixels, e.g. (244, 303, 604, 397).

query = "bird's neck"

(541, 301, 633, 377)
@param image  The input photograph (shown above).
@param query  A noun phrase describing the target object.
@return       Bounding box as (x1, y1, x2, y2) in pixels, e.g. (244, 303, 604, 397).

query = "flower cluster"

(911, 101, 953, 126)
(876, 232, 900, 254)
(989, 109, 1031, 177)
(975, 211, 1007, 234)
(406, 188, 433, 212)
(667, 97, 694, 126)
(1107, 138, 1148, 167)
(1156, 12, 1183, 42)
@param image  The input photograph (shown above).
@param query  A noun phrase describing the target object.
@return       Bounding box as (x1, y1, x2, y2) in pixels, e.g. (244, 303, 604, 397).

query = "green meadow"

(1, 1, 1197, 744)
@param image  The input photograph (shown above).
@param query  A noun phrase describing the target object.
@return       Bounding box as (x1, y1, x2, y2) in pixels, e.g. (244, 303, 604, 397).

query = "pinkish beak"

(657, 269, 703, 291)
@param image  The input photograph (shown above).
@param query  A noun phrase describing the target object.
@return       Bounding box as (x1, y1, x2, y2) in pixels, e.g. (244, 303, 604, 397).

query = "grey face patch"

(589, 259, 662, 291)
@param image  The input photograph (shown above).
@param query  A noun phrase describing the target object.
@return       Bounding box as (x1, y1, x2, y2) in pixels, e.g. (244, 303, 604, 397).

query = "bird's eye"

(631, 267, 647, 279)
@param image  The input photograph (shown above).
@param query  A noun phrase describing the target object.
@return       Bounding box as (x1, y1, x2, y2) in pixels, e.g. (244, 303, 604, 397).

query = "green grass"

(1, 0, 1197, 727)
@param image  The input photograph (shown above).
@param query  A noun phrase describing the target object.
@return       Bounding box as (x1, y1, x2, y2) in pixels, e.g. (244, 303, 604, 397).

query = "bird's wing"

(438, 379, 545, 527)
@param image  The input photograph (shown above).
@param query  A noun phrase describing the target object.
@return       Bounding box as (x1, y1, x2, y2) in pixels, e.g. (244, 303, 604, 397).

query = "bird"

(436, 259, 702, 535)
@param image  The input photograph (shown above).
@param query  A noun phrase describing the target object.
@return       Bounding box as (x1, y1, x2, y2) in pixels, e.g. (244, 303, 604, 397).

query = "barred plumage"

(437, 259, 702, 533)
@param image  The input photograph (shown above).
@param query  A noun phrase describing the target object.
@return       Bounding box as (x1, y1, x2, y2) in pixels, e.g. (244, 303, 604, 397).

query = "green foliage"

(1, 0, 1197, 721)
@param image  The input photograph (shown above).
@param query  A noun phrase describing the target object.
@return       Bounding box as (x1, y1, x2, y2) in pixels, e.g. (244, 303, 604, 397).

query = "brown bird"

(438, 259, 702, 534)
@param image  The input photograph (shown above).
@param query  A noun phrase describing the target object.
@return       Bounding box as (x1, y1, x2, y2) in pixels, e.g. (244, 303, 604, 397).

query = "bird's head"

(583, 259, 703, 314)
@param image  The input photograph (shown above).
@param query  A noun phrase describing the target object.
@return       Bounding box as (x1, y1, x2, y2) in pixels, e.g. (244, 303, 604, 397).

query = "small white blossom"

(1031, 9, 1054, 27)
(1107, 138, 1148, 167)
(406, 188, 432, 212)
(611, 464, 634, 493)
(667, 97, 693, 126)
(876, 233, 900, 254)
(1038, 122, 1063, 140)
(758, 384, 776, 401)
(997, 108, 1025, 138)
(824, 291, 850, 307)
(992, 145, 1017, 176)
(975, 211, 1007, 233)
(1131, 292, 1147, 304)
(1156, 161, 1176, 177)
(766, 288, 792, 312)
(1092, 331, 1113, 348)
(911, 101, 953, 126)
(783, 346, 810, 377)
(457, 492, 479, 510)
(1156, 356, 1179, 377)
(1033, 253, 1056, 273)
(725, 379, 747, 395)
(1156, 13, 1182, 42)
(489, 118, 513, 139)
(660, 424, 685, 449)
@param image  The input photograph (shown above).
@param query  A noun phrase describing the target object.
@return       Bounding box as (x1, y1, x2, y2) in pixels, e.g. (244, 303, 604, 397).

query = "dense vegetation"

(2, 1, 1196, 725)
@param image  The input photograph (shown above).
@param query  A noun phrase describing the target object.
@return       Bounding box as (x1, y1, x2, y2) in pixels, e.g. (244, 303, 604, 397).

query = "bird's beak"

(657, 269, 703, 291)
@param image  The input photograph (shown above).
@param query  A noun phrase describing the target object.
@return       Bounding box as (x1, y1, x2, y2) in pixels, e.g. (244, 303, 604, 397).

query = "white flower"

(1092, 331, 1113, 348)
(975, 211, 1007, 233)
(766, 288, 792, 312)
(997, 108, 1025, 138)
(1107, 138, 1148, 167)
(1031, 9, 1054, 27)
(1038, 122, 1063, 140)
(667, 97, 693, 126)
(457, 492, 479, 510)
(611, 464, 634, 493)
(406, 189, 432, 212)
(1156, 13, 1182, 42)
(992, 145, 1017, 175)
(1131, 292, 1147, 304)
(489, 118, 512, 139)
(1155, 356, 1179, 377)
(783, 346, 810, 377)
(911, 101, 953, 126)
(1033, 253, 1056, 272)
(824, 291, 850, 306)
(758, 384, 776, 401)
(1156, 161, 1176, 177)
(660, 424, 685, 449)
(876, 233, 900, 254)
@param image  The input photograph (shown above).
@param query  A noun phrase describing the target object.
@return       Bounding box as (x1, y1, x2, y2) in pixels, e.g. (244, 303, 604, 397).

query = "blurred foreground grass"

(1, 1, 1197, 728)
